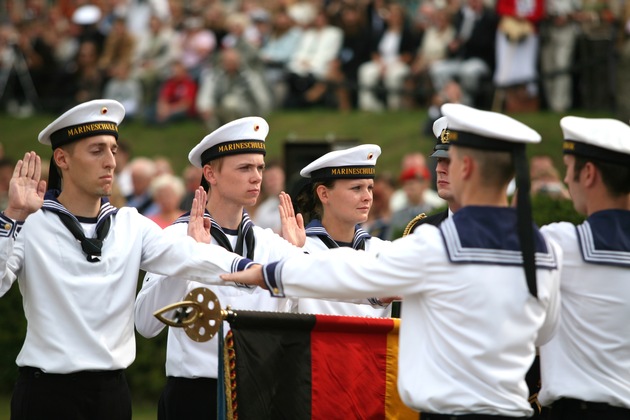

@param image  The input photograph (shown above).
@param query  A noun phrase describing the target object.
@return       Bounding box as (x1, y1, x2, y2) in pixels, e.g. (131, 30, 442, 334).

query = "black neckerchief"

(174, 209, 256, 259)
(42, 190, 118, 263)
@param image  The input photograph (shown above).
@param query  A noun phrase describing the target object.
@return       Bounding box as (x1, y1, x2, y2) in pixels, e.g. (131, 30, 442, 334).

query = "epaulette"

(402, 213, 427, 237)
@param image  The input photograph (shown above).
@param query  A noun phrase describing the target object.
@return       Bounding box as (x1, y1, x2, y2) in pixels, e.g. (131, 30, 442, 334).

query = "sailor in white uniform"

(295, 144, 393, 317)
(1, 99, 250, 420)
(223, 103, 562, 419)
(538, 117, 630, 419)
(134, 116, 306, 420)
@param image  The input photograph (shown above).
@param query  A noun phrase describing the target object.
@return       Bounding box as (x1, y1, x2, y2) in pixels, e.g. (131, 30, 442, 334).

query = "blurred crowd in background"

(1, 0, 630, 127)
(0, 0, 611, 236)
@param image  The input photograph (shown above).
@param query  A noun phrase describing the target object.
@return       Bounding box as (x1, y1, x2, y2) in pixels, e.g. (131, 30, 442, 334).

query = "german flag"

(220, 310, 418, 420)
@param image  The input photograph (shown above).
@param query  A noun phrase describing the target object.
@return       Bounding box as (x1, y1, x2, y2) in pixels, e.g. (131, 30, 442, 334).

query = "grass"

(0, 107, 611, 178)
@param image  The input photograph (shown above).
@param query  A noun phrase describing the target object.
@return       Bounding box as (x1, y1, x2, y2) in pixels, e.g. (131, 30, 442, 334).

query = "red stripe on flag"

(311, 315, 395, 420)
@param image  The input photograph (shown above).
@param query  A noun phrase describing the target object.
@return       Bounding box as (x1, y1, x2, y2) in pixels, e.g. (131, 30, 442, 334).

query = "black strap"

(317, 234, 339, 250)
(210, 229, 232, 251)
(211, 219, 256, 260)
(514, 145, 538, 299)
(56, 212, 111, 263)
(316, 234, 366, 251)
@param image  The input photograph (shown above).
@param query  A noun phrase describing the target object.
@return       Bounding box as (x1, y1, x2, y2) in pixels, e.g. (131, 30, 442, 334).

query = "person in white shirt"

(223, 103, 562, 419)
(134, 116, 306, 420)
(539, 116, 630, 419)
(294, 144, 393, 317)
(2, 99, 250, 420)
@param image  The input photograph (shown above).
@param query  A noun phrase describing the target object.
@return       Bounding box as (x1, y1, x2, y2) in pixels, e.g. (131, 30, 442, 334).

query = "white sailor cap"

(430, 116, 450, 158)
(188, 116, 268, 168)
(440, 103, 541, 150)
(72, 5, 102, 25)
(300, 144, 381, 181)
(38, 99, 125, 149)
(561, 116, 630, 165)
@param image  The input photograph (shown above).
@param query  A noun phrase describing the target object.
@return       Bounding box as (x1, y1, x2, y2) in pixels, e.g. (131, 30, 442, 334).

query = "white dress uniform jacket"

(539, 210, 630, 409)
(261, 207, 562, 417)
(134, 212, 304, 379)
(0, 202, 246, 374)
(297, 221, 392, 317)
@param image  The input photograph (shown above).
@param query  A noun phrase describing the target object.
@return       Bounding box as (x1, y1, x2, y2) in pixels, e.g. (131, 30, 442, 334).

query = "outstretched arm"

(4, 151, 46, 221)
(187, 187, 211, 243)
(279, 191, 305, 247)
(221, 264, 266, 288)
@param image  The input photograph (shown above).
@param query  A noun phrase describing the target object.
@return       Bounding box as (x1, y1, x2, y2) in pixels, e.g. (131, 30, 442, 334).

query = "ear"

(582, 162, 597, 188)
(316, 184, 329, 204)
(461, 154, 474, 180)
(53, 148, 69, 170)
(203, 164, 217, 186)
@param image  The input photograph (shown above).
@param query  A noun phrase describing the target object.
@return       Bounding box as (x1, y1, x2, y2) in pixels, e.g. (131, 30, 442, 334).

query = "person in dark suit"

(429, 0, 499, 106)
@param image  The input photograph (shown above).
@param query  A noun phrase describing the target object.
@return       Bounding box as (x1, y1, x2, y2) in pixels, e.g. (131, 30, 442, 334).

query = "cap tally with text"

(440, 103, 541, 150)
(188, 116, 268, 168)
(430, 116, 450, 158)
(38, 99, 124, 149)
(560, 116, 630, 165)
(300, 144, 381, 181)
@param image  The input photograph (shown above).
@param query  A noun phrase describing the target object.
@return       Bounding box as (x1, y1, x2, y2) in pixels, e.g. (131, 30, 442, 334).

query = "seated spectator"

(493, 0, 544, 113)
(9, 17, 58, 115)
(59, 40, 104, 108)
(258, 8, 303, 107)
(221, 12, 262, 70)
(177, 16, 216, 81)
(132, 14, 179, 107)
(153, 156, 174, 176)
(202, 2, 228, 46)
(284, 7, 343, 108)
(98, 15, 136, 79)
(530, 155, 570, 199)
(308, 3, 372, 111)
(423, 79, 463, 138)
(196, 48, 272, 130)
(179, 164, 204, 210)
(146, 60, 198, 125)
(405, 5, 456, 108)
(388, 165, 435, 239)
(126, 157, 158, 215)
(429, 0, 498, 107)
(147, 173, 186, 228)
(390, 151, 444, 211)
(252, 159, 286, 233)
(357, 2, 417, 112)
(363, 172, 396, 240)
(114, 139, 133, 199)
(102, 62, 142, 119)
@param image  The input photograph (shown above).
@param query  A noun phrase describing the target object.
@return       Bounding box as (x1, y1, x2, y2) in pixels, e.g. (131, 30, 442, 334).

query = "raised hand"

(4, 152, 46, 221)
(279, 191, 305, 247)
(220, 264, 265, 288)
(187, 187, 211, 243)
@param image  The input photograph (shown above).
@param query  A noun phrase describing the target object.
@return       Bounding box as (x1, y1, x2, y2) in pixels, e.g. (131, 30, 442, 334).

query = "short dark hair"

(456, 146, 514, 189)
(573, 156, 630, 196)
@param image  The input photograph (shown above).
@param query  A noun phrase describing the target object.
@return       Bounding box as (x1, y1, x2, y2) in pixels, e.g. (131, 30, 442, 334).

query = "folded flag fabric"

(220, 310, 418, 420)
